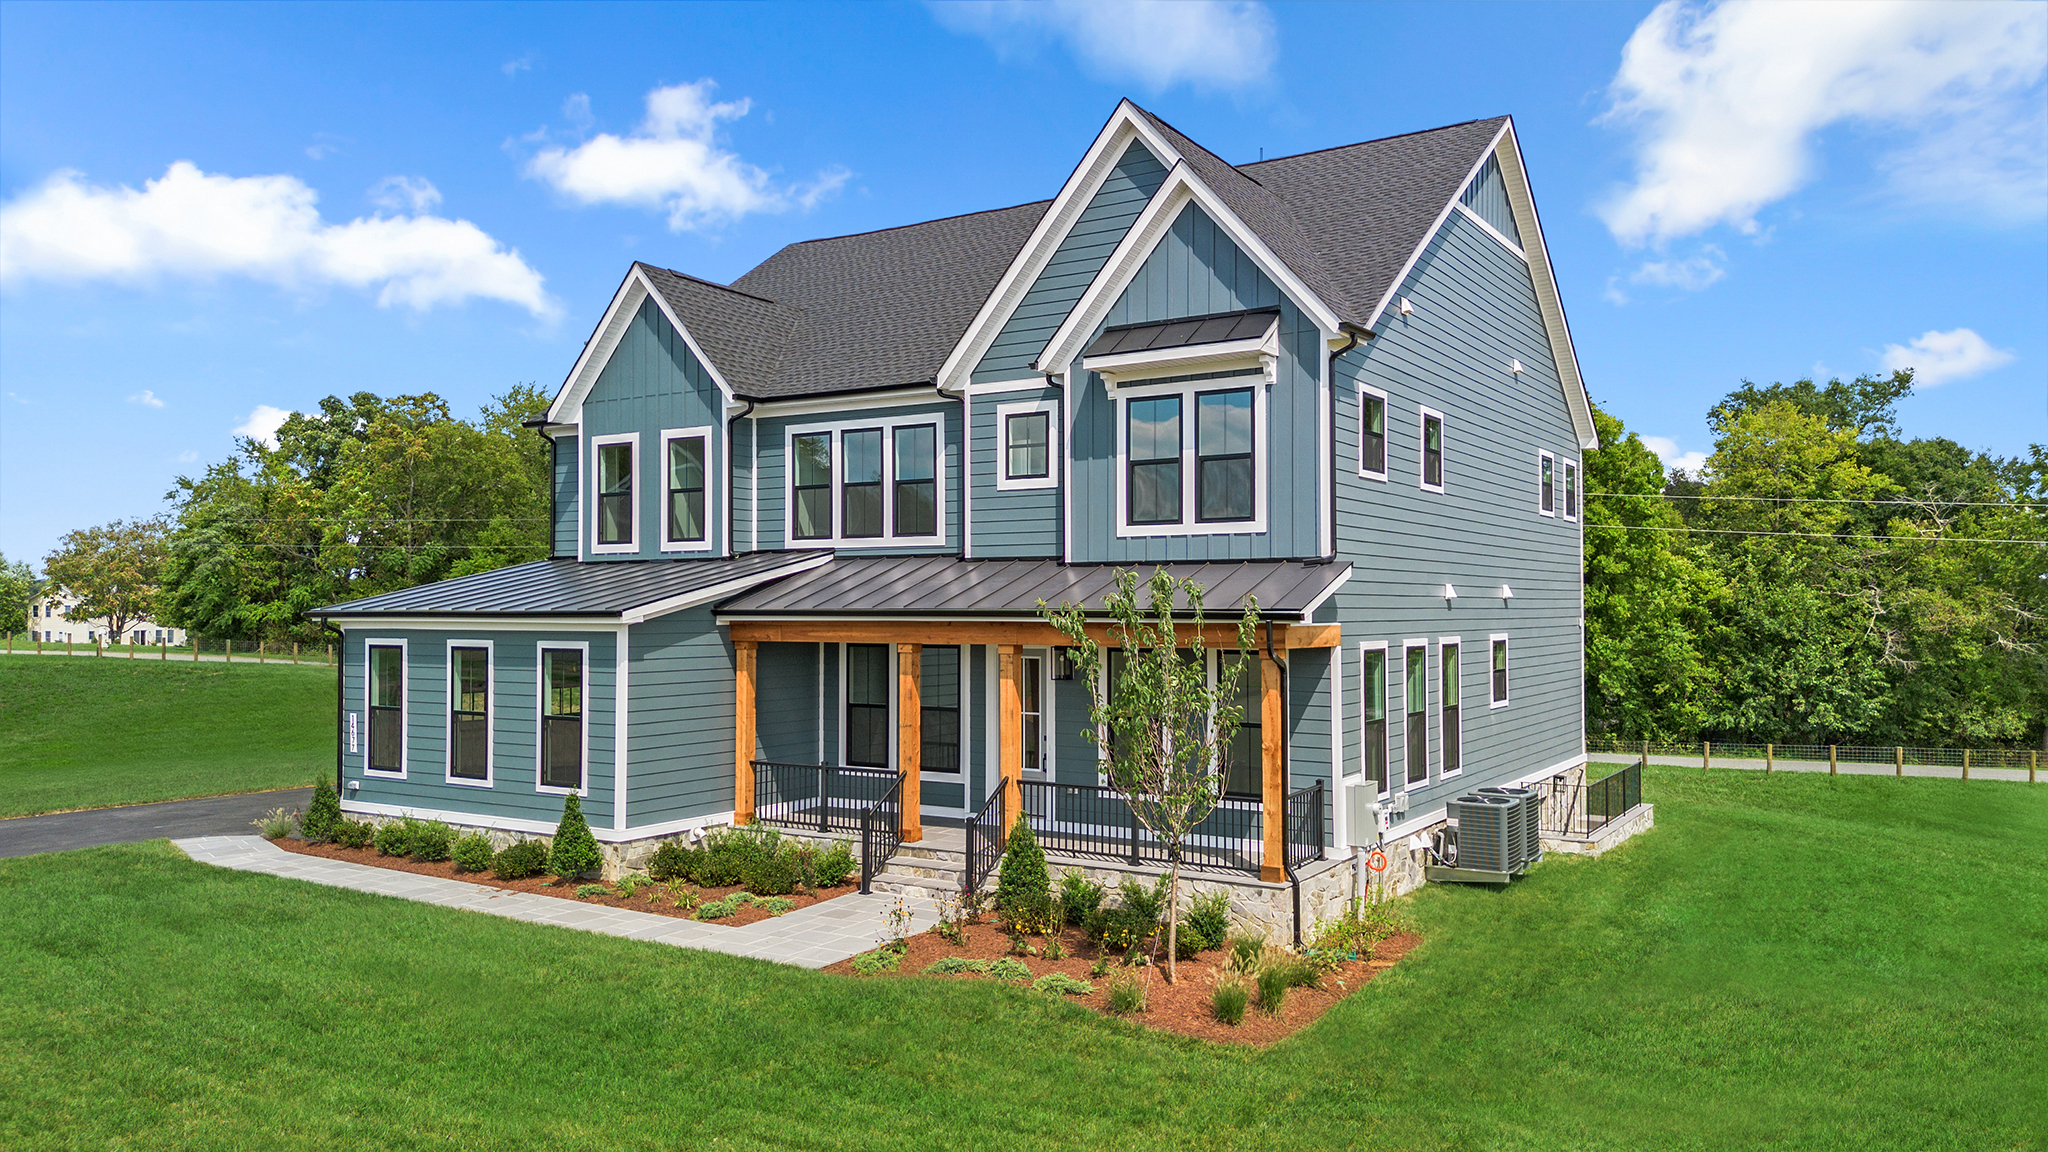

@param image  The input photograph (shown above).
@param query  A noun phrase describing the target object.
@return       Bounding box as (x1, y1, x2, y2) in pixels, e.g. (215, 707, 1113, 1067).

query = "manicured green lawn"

(1, 769, 2040, 1150)
(0, 657, 334, 817)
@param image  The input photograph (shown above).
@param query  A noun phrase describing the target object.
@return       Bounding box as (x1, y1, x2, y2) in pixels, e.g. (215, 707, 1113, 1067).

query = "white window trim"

(1112, 373, 1269, 539)
(1418, 406, 1446, 495)
(363, 638, 408, 780)
(589, 432, 641, 555)
(657, 425, 717, 553)
(1489, 633, 1511, 709)
(1356, 383, 1390, 481)
(1538, 450, 1556, 517)
(1358, 641, 1390, 796)
(995, 400, 1060, 491)
(535, 640, 592, 798)
(1438, 635, 1463, 781)
(1562, 459, 1580, 523)
(444, 639, 494, 788)
(1401, 638, 1429, 793)
(784, 416, 947, 549)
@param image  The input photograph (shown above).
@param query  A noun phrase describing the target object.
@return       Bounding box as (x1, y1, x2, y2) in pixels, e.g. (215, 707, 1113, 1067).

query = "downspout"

(1268, 619, 1303, 945)
(1325, 327, 1365, 561)
(522, 417, 557, 559)
(729, 399, 755, 552)
(1043, 371, 1065, 564)
(322, 620, 344, 800)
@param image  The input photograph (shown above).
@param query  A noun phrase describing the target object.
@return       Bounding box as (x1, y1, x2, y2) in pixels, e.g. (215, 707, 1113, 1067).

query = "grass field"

(0, 657, 334, 817)
(1, 768, 2040, 1151)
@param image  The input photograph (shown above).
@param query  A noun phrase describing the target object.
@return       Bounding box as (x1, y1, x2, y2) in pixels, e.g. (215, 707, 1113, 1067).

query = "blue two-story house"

(311, 101, 1598, 891)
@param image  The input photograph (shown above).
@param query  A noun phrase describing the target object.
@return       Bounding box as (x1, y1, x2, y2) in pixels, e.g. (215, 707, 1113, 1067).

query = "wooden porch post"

(1260, 646, 1287, 882)
(734, 640, 757, 824)
(998, 644, 1023, 823)
(898, 643, 923, 842)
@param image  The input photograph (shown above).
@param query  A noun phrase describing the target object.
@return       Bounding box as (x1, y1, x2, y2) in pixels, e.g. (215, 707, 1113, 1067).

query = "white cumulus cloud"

(1641, 435, 1710, 477)
(1879, 327, 2016, 387)
(0, 162, 556, 317)
(1598, 0, 2048, 247)
(127, 389, 165, 409)
(233, 404, 292, 449)
(369, 175, 442, 214)
(929, 0, 1276, 93)
(524, 81, 849, 232)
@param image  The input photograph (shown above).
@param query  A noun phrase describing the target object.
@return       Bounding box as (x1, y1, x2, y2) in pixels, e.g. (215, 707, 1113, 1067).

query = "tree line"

(6, 372, 2042, 749)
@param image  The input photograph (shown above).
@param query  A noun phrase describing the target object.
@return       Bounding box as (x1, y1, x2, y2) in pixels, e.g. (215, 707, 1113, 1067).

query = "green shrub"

(1186, 889, 1230, 948)
(851, 949, 901, 976)
(1271, 953, 1321, 990)
(740, 850, 801, 896)
(333, 820, 374, 850)
(756, 896, 796, 916)
(1228, 933, 1266, 974)
(1057, 869, 1106, 925)
(696, 891, 757, 920)
(574, 883, 611, 898)
(1116, 875, 1167, 926)
(645, 839, 703, 882)
(1032, 973, 1093, 997)
(1105, 970, 1146, 1015)
(1255, 964, 1289, 1014)
(923, 957, 990, 975)
(1211, 976, 1249, 1025)
(806, 841, 857, 888)
(491, 839, 550, 880)
(250, 807, 296, 840)
(987, 958, 1032, 982)
(301, 777, 342, 842)
(548, 794, 602, 879)
(451, 833, 494, 872)
(408, 821, 454, 863)
(1311, 893, 1401, 955)
(373, 820, 413, 857)
(698, 826, 777, 887)
(1173, 924, 1211, 961)
(996, 815, 1050, 917)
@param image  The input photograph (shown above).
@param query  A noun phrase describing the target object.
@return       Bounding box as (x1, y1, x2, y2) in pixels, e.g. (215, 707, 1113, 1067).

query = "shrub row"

(644, 826, 854, 894)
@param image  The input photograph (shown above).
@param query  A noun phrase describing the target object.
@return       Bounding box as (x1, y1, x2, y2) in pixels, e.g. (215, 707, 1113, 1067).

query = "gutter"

(728, 399, 755, 556)
(522, 418, 558, 559)
(1325, 326, 1367, 560)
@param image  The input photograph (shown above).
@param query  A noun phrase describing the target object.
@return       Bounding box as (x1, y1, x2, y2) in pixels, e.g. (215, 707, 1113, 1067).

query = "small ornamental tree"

(300, 777, 343, 842)
(995, 814, 1050, 921)
(549, 793, 602, 879)
(1040, 568, 1259, 985)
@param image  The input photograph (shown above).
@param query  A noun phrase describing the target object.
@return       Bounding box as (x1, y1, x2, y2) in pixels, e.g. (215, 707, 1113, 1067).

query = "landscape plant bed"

(272, 837, 855, 926)
(822, 919, 1422, 1046)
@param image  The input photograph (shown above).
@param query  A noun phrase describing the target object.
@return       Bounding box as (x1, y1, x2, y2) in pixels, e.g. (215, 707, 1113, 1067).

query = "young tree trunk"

(1165, 862, 1181, 985)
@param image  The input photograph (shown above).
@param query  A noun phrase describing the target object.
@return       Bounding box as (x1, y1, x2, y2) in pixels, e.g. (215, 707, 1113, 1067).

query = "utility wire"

(1588, 491, 2045, 509)
(1587, 522, 2048, 546)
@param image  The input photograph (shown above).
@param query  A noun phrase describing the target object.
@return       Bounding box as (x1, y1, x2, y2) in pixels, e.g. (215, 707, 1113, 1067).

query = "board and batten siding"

(969, 383, 1062, 557)
(972, 140, 1168, 384)
(579, 295, 728, 561)
(340, 626, 618, 829)
(1068, 201, 1325, 563)
(1329, 204, 1584, 830)
(752, 641, 821, 766)
(1458, 155, 1522, 246)
(752, 401, 963, 554)
(552, 436, 579, 558)
(624, 607, 738, 827)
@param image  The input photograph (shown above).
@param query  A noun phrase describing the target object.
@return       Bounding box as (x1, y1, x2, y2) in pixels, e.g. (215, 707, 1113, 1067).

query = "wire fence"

(1587, 735, 2043, 778)
(2, 632, 336, 666)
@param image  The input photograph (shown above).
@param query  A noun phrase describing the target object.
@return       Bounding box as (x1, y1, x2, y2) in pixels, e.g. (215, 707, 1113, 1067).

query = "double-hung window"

(1419, 408, 1445, 493)
(1359, 388, 1388, 479)
(1564, 461, 1578, 520)
(1539, 451, 1555, 515)
(449, 644, 490, 783)
(1404, 643, 1428, 786)
(367, 642, 405, 775)
(996, 400, 1058, 490)
(786, 419, 944, 546)
(1491, 637, 1510, 706)
(1117, 377, 1264, 536)
(1219, 652, 1262, 798)
(591, 434, 638, 551)
(661, 429, 711, 549)
(1440, 641, 1461, 776)
(1361, 646, 1388, 794)
(540, 647, 584, 791)
(845, 644, 890, 767)
(920, 645, 960, 774)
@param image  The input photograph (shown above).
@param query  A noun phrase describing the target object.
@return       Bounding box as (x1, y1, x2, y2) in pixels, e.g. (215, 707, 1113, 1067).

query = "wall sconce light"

(1509, 358, 1525, 374)
(1442, 583, 1459, 602)
(1398, 297, 1414, 315)
(1500, 584, 1514, 600)
(1049, 648, 1077, 681)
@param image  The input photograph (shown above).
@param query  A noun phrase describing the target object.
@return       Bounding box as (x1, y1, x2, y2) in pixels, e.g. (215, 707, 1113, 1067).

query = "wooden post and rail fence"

(1594, 736, 2038, 784)
(3, 633, 333, 666)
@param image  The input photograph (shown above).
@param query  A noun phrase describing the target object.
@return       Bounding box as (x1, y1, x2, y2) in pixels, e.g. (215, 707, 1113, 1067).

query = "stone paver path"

(173, 835, 937, 969)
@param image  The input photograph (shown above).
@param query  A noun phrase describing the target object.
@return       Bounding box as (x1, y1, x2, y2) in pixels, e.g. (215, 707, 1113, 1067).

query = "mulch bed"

(820, 920, 1422, 1046)
(271, 838, 855, 927)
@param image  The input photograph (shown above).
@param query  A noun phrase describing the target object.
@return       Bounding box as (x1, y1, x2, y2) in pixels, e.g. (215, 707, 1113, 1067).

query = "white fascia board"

(934, 100, 1185, 393)
(1038, 165, 1343, 376)
(745, 386, 945, 419)
(617, 553, 834, 625)
(1452, 201, 1528, 262)
(1493, 122, 1599, 451)
(315, 615, 623, 630)
(548, 266, 737, 426)
(1295, 565, 1351, 622)
(1082, 326, 1275, 381)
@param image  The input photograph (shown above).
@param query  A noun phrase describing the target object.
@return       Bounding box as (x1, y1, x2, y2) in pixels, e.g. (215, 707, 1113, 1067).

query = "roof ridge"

(633, 261, 788, 308)
(1240, 115, 1509, 170)
(779, 198, 1051, 247)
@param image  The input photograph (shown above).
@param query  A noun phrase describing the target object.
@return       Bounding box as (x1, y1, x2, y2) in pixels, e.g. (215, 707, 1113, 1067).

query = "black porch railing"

(859, 772, 904, 895)
(1586, 760, 1642, 833)
(1280, 780, 1325, 947)
(965, 783, 1006, 898)
(1536, 761, 1644, 837)
(1015, 779, 1265, 875)
(752, 761, 898, 837)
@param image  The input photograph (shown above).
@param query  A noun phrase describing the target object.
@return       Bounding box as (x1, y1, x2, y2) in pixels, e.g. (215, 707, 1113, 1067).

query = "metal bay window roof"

(310, 553, 826, 623)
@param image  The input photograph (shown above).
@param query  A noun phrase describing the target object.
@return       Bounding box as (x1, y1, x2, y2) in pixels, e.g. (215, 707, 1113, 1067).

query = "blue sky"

(3, 0, 2043, 565)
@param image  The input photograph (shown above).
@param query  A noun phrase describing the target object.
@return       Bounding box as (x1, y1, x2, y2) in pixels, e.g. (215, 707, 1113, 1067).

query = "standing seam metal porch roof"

(714, 556, 1350, 621)
(308, 553, 822, 619)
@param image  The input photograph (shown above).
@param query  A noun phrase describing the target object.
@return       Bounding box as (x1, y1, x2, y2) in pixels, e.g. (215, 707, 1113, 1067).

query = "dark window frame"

(1539, 452, 1555, 515)
(1420, 410, 1445, 491)
(540, 647, 585, 792)
(1360, 390, 1387, 477)
(892, 424, 938, 538)
(367, 643, 404, 775)
(1492, 638, 1509, 705)
(919, 644, 961, 774)
(595, 440, 635, 546)
(665, 433, 708, 545)
(1404, 644, 1429, 786)
(791, 432, 834, 541)
(449, 645, 490, 782)
(1441, 641, 1461, 776)
(1194, 386, 1256, 524)
(1126, 394, 1183, 526)
(1004, 410, 1050, 481)
(1361, 646, 1388, 795)
(845, 643, 891, 768)
(841, 427, 885, 539)
(1564, 460, 1579, 520)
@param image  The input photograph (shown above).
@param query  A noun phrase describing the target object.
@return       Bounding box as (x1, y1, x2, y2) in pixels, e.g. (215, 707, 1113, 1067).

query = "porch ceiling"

(714, 556, 1349, 622)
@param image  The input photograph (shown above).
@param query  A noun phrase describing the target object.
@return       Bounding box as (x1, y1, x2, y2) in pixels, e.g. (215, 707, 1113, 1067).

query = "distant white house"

(28, 588, 185, 647)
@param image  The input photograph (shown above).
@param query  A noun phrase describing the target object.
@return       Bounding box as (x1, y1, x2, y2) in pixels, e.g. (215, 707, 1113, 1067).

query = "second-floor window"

(786, 418, 944, 546)
(1359, 389, 1387, 478)
(1420, 408, 1445, 493)
(592, 434, 637, 551)
(1117, 377, 1264, 536)
(1539, 451, 1555, 515)
(1564, 461, 1578, 520)
(663, 429, 710, 548)
(1006, 412, 1048, 480)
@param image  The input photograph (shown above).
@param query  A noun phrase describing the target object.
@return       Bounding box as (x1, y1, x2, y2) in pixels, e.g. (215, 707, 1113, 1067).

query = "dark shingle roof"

(634, 265, 801, 397)
(310, 553, 821, 619)
(1085, 307, 1277, 359)
(716, 556, 1349, 621)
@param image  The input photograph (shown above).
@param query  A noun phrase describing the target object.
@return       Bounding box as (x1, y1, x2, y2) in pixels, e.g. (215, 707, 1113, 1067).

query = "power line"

(1587, 521, 2047, 546)
(1588, 491, 2045, 510)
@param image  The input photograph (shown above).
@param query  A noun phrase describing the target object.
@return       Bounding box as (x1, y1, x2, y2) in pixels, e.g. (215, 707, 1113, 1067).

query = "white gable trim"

(1038, 163, 1344, 376)
(934, 100, 1184, 393)
(1362, 120, 1597, 451)
(547, 265, 737, 425)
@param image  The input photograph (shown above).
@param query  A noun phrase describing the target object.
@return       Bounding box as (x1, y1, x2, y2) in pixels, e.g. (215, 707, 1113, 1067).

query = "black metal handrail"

(752, 761, 898, 836)
(858, 772, 905, 895)
(965, 783, 1006, 897)
(1586, 761, 1642, 833)
(1015, 779, 1264, 875)
(1281, 780, 1325, 947)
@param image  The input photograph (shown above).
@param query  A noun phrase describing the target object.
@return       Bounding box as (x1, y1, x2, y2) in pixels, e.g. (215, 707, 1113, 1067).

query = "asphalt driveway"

(0, 787, 315, 858)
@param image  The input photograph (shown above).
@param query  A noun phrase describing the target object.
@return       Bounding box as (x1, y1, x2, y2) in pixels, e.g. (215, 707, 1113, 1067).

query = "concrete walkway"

(0, 788, 316, 858)
(172, 835, 938, 970)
